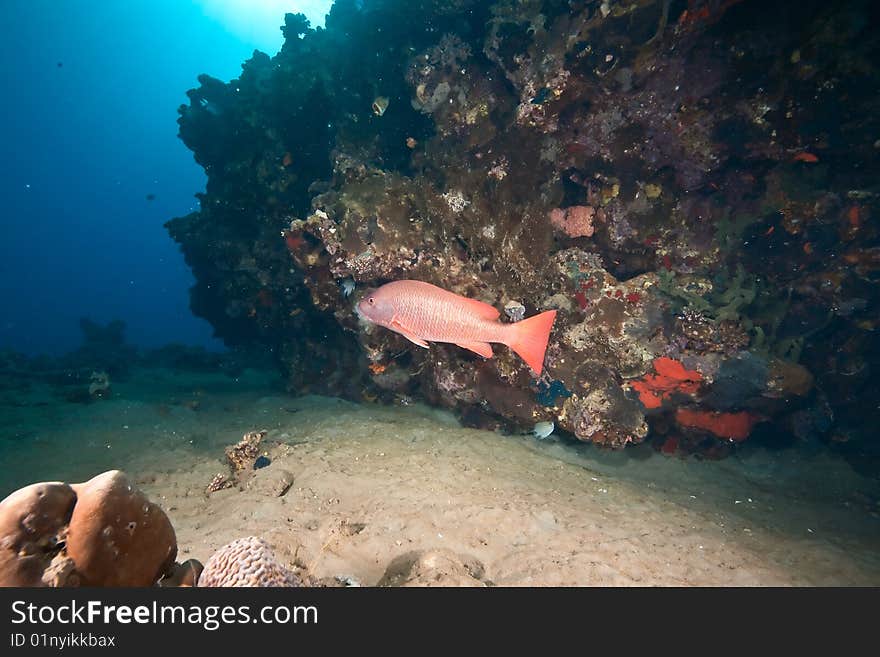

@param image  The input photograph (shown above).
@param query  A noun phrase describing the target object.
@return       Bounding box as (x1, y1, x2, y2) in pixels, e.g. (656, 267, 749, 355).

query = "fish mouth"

(355, 288, 378, 322)
(354, 301, 373, 323)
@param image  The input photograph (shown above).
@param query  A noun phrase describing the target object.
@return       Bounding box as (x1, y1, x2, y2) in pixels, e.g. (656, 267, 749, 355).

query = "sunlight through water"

(194, 0, 333, 52)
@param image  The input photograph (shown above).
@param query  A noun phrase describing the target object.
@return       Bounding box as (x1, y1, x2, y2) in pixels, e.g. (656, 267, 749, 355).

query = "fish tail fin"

(506, 310, 557, 376)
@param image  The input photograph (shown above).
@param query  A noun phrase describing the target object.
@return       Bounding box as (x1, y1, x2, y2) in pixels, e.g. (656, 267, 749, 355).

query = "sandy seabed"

(1, 367, 878, 586)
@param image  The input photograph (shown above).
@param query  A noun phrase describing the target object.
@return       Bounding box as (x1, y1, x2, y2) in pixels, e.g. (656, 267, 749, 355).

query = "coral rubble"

(167, 0, 880, 459)
(224, 430, 267, 476)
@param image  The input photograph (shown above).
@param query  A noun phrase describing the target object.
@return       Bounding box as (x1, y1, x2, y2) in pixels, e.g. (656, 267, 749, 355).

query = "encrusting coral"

(549, 206, 597, 238)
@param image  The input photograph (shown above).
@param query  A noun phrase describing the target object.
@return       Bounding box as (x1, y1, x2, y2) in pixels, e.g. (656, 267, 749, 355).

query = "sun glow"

(194, 0, 333, 53)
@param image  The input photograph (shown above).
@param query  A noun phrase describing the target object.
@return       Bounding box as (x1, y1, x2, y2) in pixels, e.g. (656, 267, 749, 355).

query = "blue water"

(0, 0, 330, 355)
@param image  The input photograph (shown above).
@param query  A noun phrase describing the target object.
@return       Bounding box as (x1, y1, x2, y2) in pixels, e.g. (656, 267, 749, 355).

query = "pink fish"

(357, 280, 557, 376)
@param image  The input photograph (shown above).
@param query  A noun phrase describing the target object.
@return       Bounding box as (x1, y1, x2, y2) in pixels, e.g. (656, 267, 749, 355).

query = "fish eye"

(368, 297, 375, 304)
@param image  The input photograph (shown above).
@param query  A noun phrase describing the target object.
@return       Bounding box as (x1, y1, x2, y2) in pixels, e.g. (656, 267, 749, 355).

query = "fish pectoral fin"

(390, 320, 430, 348)
(403, 334, 430, 349)
(455, 342, 494, 359)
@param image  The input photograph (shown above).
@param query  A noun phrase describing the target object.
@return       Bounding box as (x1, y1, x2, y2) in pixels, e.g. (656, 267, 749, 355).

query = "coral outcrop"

(167, 0, 880, 460)
(224, 430, 266, 477)
(0, 470, 176, 587)
(198, 536, 301, 587)
(206, 430, 274, 493)
(0, 482, 77, 586)
(67, 471, 177, 587)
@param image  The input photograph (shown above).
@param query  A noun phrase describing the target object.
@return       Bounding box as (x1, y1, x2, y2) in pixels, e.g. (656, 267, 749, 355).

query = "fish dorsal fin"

(404, 280, 500, 320)
(460, 297, 500, 321)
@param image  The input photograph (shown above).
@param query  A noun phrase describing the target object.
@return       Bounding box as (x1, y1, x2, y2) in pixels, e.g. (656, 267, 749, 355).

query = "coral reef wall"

(167, 0, 880, 460)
